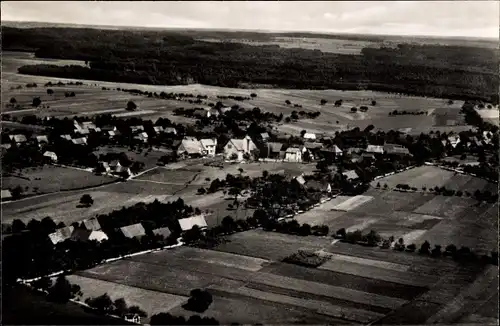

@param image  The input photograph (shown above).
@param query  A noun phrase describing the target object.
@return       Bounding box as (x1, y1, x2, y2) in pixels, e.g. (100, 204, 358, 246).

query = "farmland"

(2, 164, 116, 197)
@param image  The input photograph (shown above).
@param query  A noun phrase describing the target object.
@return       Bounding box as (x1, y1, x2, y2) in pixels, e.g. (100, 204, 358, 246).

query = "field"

(2, 164, 116, 196)
(2, 52, 474, 135)
(71, 226, 497, 325)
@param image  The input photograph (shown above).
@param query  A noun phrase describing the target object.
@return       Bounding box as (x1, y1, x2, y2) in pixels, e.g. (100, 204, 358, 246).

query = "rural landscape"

(1, 2, 499, 326)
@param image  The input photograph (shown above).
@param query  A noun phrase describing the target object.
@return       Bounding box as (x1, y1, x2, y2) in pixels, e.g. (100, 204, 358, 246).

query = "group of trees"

(150, 313, 219, 325)
(85, 294, 147, 318)
(388, 110, 427, 116)
(262, 219, 329, 237)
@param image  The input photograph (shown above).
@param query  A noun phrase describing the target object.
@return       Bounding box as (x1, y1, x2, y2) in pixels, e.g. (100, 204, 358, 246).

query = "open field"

(2, 52, 475, 134)
(2, 165, 116, 196)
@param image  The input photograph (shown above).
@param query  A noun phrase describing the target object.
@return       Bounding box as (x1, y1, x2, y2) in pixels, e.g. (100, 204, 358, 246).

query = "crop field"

(2, 165, 116, 196)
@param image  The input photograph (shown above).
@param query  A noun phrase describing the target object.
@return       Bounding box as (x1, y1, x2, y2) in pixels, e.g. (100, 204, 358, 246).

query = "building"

(36, 135, 49, 144)
(303, 133, 316, 141)
(223, 136, 257, 161)
(134, 132, 149, 143)
(177, 137, 205, 157)
(153, 126, 164, 133)
(193, 108, 210, 118)
(178, 215, 208, 231)
(1, 189, 13, 201)
(304, 142, 324, 160)
(284, 147, 302, 162)
(305, 179, 332, 193)
(81, 218, 101, 231)
(109, 160, 122, 170)
(60, 134, 72, 141)
(200, 139, 217, 157)
(98, 161, 111, 173)
(9, 134, 27, 145)
(343, 170, 360, 181)
(48, 226, 75, 245)
(208, 108, 220, 118)
(365, 144, 384, 154)
(384, 144, 411, 156)
(71, 137, 87, 145)
(220, 106, 232, 114)
(124, 314, 141, 324)
(164, 127, 177, 135)
(259, 132, 270, 143)
(70, 229, 108, 242)
(266, 142, 284, 159)
(130, 125, 145, 133)
(43, 151, 58, 162)
(152, 226, 172, 239)
(114, 165, 132, 178)
(119, 223, 146, 239)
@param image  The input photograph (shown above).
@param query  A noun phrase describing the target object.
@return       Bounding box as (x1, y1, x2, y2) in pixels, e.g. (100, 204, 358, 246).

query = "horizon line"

(2, 20, 498, 41)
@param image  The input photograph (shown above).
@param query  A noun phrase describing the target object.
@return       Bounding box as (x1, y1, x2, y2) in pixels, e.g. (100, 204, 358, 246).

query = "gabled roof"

(384, 144, 410, 155)
(305, 179, 330, 191)
(332, 145, 343, 153)
(366, 145, 384, 154)
(60, 134, 72, 140)
(82, 218, 101, 231)
(227, 137, 256, 152)
(178, 215, 208, 231)
(1, 189, 13, 200)
(152, 226, 172, 238)
(164, 127, 177, 134)
(11, 134, 27, 143)
(179, 138, 204, 155)
(304, 142, 324, 150)
(343, 170, 359, 180)
(285, 147, 301, 153)
(120, 223, 146, 238)
(71, 229, 108, 242)
(36, 135, 49, 143)
(267, 142, 284, 153)
(200, 139, 217, 148)
(71, 137, 87, 145)
(43, 151, 57, 158)
(48, 226, 75, 245)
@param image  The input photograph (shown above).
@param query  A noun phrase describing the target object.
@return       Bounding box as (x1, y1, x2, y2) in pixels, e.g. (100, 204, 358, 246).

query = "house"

(223, 136, 257, 161)
(124, 314, 141, 324)
(266, 142, 284, 159)
(259, 132, 270, 143)
(365, 144, 384, 154)
(305, 179, 332, 193)
(130, 125, 145, 133)
(220, 106, 232, 114)
(361, 153, 376, 161)
(284, 147, 302, 162)
(114, 165, 132, 178)
(81, 218, 101, 231)
(119, 223, 146, 239)
(208, 108, 220, 118)
(384, 144, 411, 156)
(1, 189, 13, 201)
(152, 226, 172, 239)
(71, 137, 87, 145)
(193, 108, 210, 118)
(342, 170, 359, 181)
(109, 160, 122, 170)
(74, 127, 90, 135)
(36, 135, 49, 144)
(43, 151, 58, 162)
(1, 143, 12, 150)
(48, 226, 75, 245)
(82, 121, 99, 131)
(98, 161, 111, 173)
(134, 132, 149, 143)
(304, 142, 324, 159)
(178, 214, 208, 231)
(107, 130, 121, 138)
(346, 147, 364, 155)
(331, 145, 343, 157)
(153, 126, 164, 133)
(9, 134, 27, 144)
(101, 125, 118, 133)
(200, 139, 217, 157)
(164, 127, 177, 135)
(70, 229, 108, 242)
(177, 137, 205, 157)
(303, 133, 316, 141)
(60, 134, 72, 141)
(447, 135, 461, 148)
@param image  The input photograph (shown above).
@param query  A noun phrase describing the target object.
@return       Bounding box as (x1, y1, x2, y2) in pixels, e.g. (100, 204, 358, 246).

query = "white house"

(119, 223, 146, 239)
(48, 226, 75, 245)
(223, 136, 257, 161)
(43, 151, 58, 162)
(284, 147, 302, 162)
(164, 127, 177, 135)
(9, 134, 27, 145)
(178, 215, 208, 231)
(200, 139, 217, 157)
(303, 133, 316, 141)
(177, 137, 205, 157)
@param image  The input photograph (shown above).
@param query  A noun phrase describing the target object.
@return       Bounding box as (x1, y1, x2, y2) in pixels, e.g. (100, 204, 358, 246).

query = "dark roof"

(305, 179, 329, 190)
(82, 218, 101, 231)
(267, 142, 284, 153)
(304, 142, 324, 150)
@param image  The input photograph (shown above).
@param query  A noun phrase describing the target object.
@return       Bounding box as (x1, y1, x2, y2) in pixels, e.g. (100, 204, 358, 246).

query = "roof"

(332, 145, 343, 153)
(72, 138, 87, 145)
(36, 135, 49, 143)
(164, 127, 177, 134)
(260, 132, 270, 139)
(294, 175, 306, 185)
(137, 132, 148, 138)
(1, 143, 12, 150)
(227, 137, 256, 152)
(305, 179, 329, 190)
(178, 215, 208, 231)
(347, 147, 363, 154)
(115, 165, 131, 174)
(343, 170, 359, 180)
(200, 138, 217, 148)
(153, 126, 164, 132)
(179, 138, 204, 155)
(131, 125, 144, 131)
(303, 133, 316, 139)
(48, 226, 75, 245)
(286, 147, 301, 153)
(43, 151, 57, 157)
(267, 142, 284, 153)
(82, 218, 101, 231)
(76, 128, 90, 135)
(366, 145, 384, 154)
(11, 134, 27, 143)
(1, 189, 13, 200)
(71, 229, 108, 242)
(304, 142, 324, 150)
(152, 227, 172, 238)
(384, 144, 410, 155)
(60, 134, 72, 140)
(120, 223, 146, 238)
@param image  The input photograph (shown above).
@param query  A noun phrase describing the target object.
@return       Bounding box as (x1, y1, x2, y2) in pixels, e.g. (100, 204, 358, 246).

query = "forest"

(4, 27, 499, 103)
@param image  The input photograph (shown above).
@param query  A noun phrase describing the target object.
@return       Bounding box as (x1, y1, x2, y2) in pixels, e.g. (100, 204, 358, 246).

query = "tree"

(85, 293, 113, 314)
(431, 245, 442, 257)
(183, 289, 213, 313)
(365, 230, 381, 246)
(221, 216, 237, 233)
(298, 223, 311, 236)
(183, 225, 203, 243)
(32, 276, 53, 292)
(113, 298, 128, 317)
(70, 92, 75, 97)
(11, 219, 26, 233)
(285, 100, 291, 105)
(127, 305, 148, 318)
(126, 100, 137, 111)
(336, 228, 346, 238)
(320, 99, 327, 105)
(40, 216, 57, 233)
(371, 100, 377, 106)
(47, 89, 54, 95)
(80, 194, 94, 207)
(303, 151, 311, 162)
(262, 170, 269, 179)
(350, 107, 357, 113)
(32, 97, 42, 107)
(406, 243, 417, 252)
(419, 241, 431, 255)
(48, 276, 80, 303)
(9, 97, 17, 104)
(250, 93, 257, 98)
(300, 130, 307, 137)
(10, 185, 23, 198)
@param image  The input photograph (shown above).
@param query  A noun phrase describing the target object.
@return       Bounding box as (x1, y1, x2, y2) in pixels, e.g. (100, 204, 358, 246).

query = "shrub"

(183, 289, 213, 313)
(406, 243, 417, 252)
(419, 241, 431, 255)
(298, 223, 311, 236)
(282, 250, 330, 267)
(311, 225, 329, 236)
(336, 228, 347, 238)
(345, 230, 363, 244)
(431, 245, 442, 257)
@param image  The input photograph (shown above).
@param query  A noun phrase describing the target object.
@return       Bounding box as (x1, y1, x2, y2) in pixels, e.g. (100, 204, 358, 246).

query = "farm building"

(98, 161, 111, 172)
(119, 223, 146, 239)
(1, 189, 13, 201)
(81, 218, 101, 231)
(134, 132, 149, 143)
(304, 142, 324, 159)
(266, 142, 284, 159)
(72, 137, 88, 145)
(223, 136, 257, 161)
(284, 147, 302, 162)
(220, 106, 232, 114)
(35, 135, 49, 144)
(48, 226, 75, 245)
(305, 180, 331, 193)
(200, 139, 217, 157)
(153, 126, 164, 133)
(43, 151, 58, 162)
(152, 226, 172, 239)
(178, 215, 208, 231)
(9, 134, 27, 145)
(164, 127, 177, 135)
(70, 229, 108, 242)
(130, 125, 145, 133)
(193, 108, 211, 118)
(114, 166, 132, 178)
(366, 144, 384, 154)
(384, 144, 411, 156)
(177, 137, 205, 157)
(343, 170, 360, 181)
(208, 108, 220, 117)
(60, 134, 72, 141)
(447, 135, 461, 148)
(303, 133, 316, 141)
(346, 147, 364, 155)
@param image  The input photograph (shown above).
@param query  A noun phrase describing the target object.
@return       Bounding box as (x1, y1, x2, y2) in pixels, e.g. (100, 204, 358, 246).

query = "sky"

(1, 1, 499, 38)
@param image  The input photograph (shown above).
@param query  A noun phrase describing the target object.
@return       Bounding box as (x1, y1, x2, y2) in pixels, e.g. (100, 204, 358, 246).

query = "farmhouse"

(119, 223, 146, 239)
(152, 226, 172, 239)
(384, 143, 411, 156)
(304, 142, 324, 159)
(43, 151, 58, 162)
(178, 214, 208, 231)
(200, 138, 217, 157)
(153, 126, 164, 133)
(70, 229, 109, 242)
(9, 134, 27, 145)
(81, 218, 101, 231)
(177, 137, 205, 157)
(284, 147, 302, 162)
(164, 127, 177, 135)
(266, 142, 284, 159)
(1, 189, 13, 201)
(193, 108, 210, 118)
(223, 136, 257, 161)
(48, 226, 75, 245)
(305, 179, 332, 193)
(130, 125, 145, 133)
(220, 106, 232, 114)
(134, 132, 149, 143)
(35, 135, 49, 144)
(72, 137, 88, 145)
(447, 135, 461, 148)
(343, 170, 360, 181)
(303, 132, 316, 141)
(208, 108, 220, 118)
(366, 144, 384, 154)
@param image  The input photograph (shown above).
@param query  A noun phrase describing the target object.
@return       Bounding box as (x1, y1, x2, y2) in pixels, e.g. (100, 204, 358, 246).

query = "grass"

(2, 164, 116, 196)
(94, 146, 166, 170)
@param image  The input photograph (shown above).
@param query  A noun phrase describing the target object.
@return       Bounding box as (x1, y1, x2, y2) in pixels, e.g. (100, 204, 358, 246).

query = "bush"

(406, 243, 417, 252)
(431, 245, 442, 257)
(336, 228, 347, 238)
(85, 293, 114, 314)
(419, 241, 431, 255)
(345, 230, 363, 244)
(282, 250, 330, 267)
(311, 225, 329, 236)
(298, 223, 311, 236)
(183, 289, 213, 313)
(197, 187, 206, 195)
